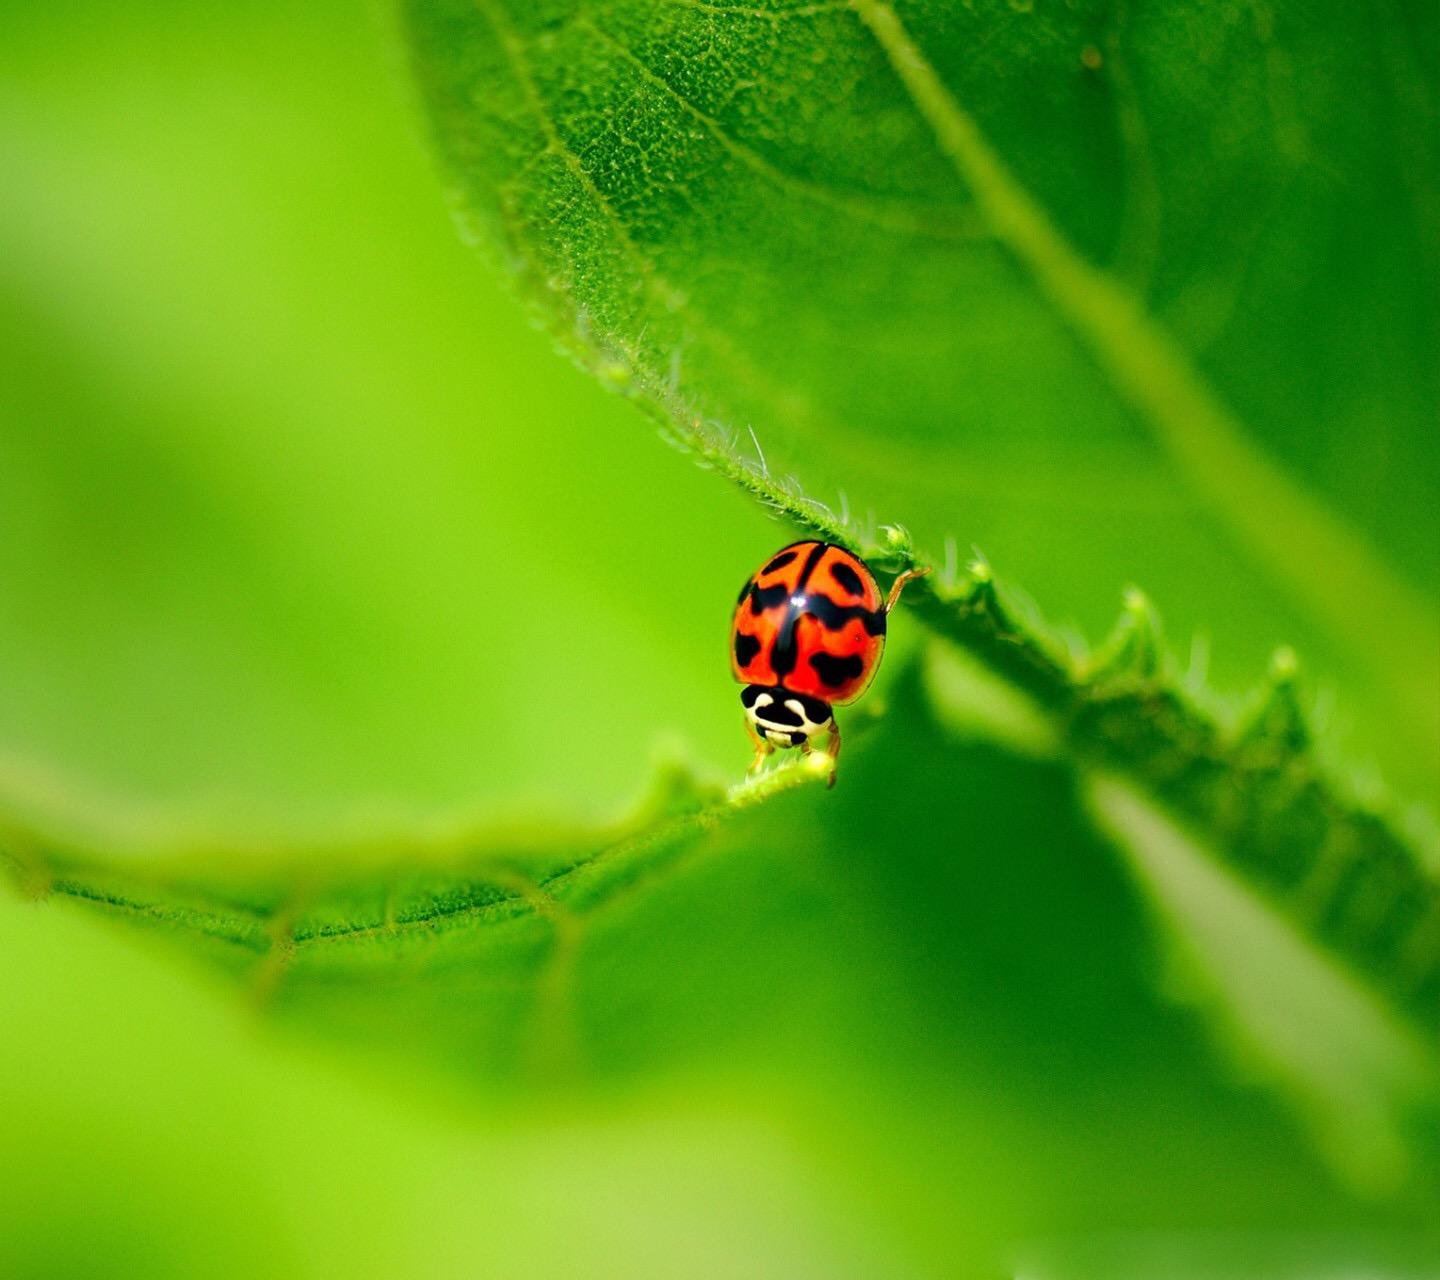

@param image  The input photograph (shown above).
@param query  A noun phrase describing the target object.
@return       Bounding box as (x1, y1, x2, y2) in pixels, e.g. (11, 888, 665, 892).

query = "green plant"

(1, 0, 1436, 1275)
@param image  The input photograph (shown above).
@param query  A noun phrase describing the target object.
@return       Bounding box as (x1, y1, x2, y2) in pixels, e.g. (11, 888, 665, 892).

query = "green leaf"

(1, 865, 935, 1280)
(403, 0, 1440, 805)
(399, 0, 1440, 1197)
(8, 673, 1439, 1273)
(401, 0, 1440, 1076)
(4, 1, 1440, 1274)
(1088, 770, 1438, 1193)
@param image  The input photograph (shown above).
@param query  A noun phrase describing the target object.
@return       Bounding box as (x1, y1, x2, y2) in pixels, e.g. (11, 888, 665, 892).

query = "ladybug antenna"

(885, 566, 930, 613)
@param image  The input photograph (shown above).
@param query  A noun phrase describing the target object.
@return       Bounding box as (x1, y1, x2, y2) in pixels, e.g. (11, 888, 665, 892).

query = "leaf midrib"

(6, 754, 827, 955)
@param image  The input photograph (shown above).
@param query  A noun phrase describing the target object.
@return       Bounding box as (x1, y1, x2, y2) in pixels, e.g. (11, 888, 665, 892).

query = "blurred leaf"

(7, 670, 1440, 1276)
(909, 565, 1440, 1047)
(0, 0, 783, 829)
(1088, 770, 1438, 1193)
(0, 885, 911, 1280)
(403, 0, 1440, 803)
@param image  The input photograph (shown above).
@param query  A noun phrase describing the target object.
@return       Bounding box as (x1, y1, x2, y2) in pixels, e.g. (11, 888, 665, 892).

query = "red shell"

(730, 541, 886, 706)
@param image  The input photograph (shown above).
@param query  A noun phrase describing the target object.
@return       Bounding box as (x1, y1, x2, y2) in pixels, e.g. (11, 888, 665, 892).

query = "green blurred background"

(1, 0, 776, 835)
(2, 1, 1437, 1277)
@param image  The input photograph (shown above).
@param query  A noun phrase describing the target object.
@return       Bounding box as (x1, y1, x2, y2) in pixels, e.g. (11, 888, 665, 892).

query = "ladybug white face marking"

(740, 684, 833, 748)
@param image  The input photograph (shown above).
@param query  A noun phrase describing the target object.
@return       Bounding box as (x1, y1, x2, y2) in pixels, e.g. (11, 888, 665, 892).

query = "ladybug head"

(741, 685, 833, 749)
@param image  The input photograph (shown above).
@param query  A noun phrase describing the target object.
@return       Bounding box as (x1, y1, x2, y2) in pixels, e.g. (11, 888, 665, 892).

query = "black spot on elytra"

(769, 587, 884, 682)
(736, 576, 753, 606)
(811, 651, 865, 688)
(797, 541, 828, 589)
(748, 582, 790, 616)
(805, 592, 886, 636)
(733, 632, 761, 667)
(831, 561, 864, 598)
(771, 609, 802, 678)
(763, 549, 799, 574)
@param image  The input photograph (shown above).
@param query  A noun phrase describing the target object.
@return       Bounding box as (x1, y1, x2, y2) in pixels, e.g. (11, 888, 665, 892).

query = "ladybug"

(731, 540, 926, 787)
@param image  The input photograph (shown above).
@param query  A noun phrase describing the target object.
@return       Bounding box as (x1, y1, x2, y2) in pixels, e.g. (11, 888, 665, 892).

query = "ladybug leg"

(745, 718, 774, 774)
(884, 566, 931, 613)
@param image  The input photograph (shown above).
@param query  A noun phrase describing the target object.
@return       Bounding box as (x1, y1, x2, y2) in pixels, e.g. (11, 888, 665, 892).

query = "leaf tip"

(1269, 644, 1300, 685)
(1090, 585, 1164, 682)
(1239, 646, 1311, 756)
(803, 749, 834, 780)
(880, 523, 912, 551)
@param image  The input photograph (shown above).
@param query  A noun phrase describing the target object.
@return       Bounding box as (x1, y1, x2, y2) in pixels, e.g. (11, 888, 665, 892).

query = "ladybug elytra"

(730, 540, 925, 787)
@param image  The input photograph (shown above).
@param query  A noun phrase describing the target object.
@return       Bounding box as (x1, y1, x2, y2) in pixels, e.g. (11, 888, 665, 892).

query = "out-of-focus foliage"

(9, 674, 1440, 1276)
(2, 0, 1438, 1277)
(0, 0, 775, 834)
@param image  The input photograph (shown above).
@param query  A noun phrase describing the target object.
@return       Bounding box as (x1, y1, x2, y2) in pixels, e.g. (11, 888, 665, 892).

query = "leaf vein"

(582, 14, 981, 241)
